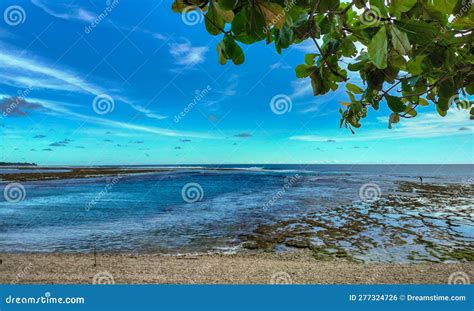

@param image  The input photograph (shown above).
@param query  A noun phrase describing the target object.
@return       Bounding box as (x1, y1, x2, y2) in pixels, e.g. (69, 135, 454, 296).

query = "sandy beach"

(1, 251, 472, 284)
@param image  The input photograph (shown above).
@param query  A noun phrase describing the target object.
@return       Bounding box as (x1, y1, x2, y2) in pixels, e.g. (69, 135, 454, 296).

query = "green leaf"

(346, 83, 364, 94)
(217, 41, 228, 65)
(218, 0, 238, 11)
(205, 1, 225, 36)
(304, 54, 317, 65)
(232, 5, 266, 43)
(437, 105, 448, 117)
(341, 37, 357, 57)
(393, 20, 438, 44)
(224, 36, 245, 65)
(231, 43, 245, 65)
(258, 2, 285, 29)
(418, 98, 429, 106)
(295, 64, 310, 78)
(368, 26, 388, 69)
(217, 36, 245, 65)
(320, 0, 341, 12)
(390, 0, 417, 16)
(388, 112, 400, 129)
(406, 55, 426, 75)
(428, 0, 457, 14)
(390, 25, 411, 55)
(386, 95, 406, 113)
(404, 105, 417, 117)
(437, 95, 450, 112)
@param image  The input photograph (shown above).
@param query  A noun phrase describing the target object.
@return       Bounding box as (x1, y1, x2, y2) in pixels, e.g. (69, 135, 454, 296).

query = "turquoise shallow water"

(0, 164, 473, 262)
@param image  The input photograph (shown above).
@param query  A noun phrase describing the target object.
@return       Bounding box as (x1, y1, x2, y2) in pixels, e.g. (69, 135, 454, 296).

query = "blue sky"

(0, 0, 472, 165)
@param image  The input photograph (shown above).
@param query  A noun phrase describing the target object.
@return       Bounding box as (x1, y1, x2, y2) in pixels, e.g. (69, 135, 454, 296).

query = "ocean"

(0, 164, 472, 263)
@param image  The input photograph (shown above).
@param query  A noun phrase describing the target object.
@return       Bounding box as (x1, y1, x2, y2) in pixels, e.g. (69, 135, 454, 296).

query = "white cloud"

(169, 41, 208, 67)
(290, 110, 473, 142)
(292, 39, 317, 53)
(291, 79, 312, 98)
(31, 0, 96, 22)
(14, 96, 215, 139)
(0, 43, 167, 120)
(269, 62, 291, 70)
(128, 103, 168, 120)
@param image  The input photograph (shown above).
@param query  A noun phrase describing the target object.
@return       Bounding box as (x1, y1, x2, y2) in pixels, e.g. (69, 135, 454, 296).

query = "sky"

(0, 0, 472, 165)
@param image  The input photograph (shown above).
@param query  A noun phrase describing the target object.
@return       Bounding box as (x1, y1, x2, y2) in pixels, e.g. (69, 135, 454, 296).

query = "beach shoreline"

(0, 165, 282, 182)
(1, 251, 472, 284)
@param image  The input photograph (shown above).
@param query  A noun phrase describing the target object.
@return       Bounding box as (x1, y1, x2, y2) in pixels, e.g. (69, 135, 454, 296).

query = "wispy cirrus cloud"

(0, 43, 167, 120)
(2, 96, 216, 139)
(31, 0, 96, 22)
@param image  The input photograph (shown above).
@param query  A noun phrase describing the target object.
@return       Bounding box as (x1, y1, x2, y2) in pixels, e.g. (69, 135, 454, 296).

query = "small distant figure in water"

(418, 176, 423, 185)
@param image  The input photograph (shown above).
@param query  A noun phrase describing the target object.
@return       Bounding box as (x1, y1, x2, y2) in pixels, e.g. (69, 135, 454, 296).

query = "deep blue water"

(0, 164, 473, 262)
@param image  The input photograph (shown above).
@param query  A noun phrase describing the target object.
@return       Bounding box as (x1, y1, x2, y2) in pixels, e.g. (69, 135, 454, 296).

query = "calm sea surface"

(0, 164, 472, 263)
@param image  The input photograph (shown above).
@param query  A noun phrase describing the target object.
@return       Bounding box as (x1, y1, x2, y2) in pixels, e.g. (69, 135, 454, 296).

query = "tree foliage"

(172, 0, 474, 131)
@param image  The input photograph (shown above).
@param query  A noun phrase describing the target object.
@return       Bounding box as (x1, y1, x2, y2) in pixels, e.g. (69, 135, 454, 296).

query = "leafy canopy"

(172, 0, 473, 131)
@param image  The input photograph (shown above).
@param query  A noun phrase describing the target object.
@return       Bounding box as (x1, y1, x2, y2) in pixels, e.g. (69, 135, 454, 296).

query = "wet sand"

(1, 252, 472, 284)
(0, 166, 269, 182)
